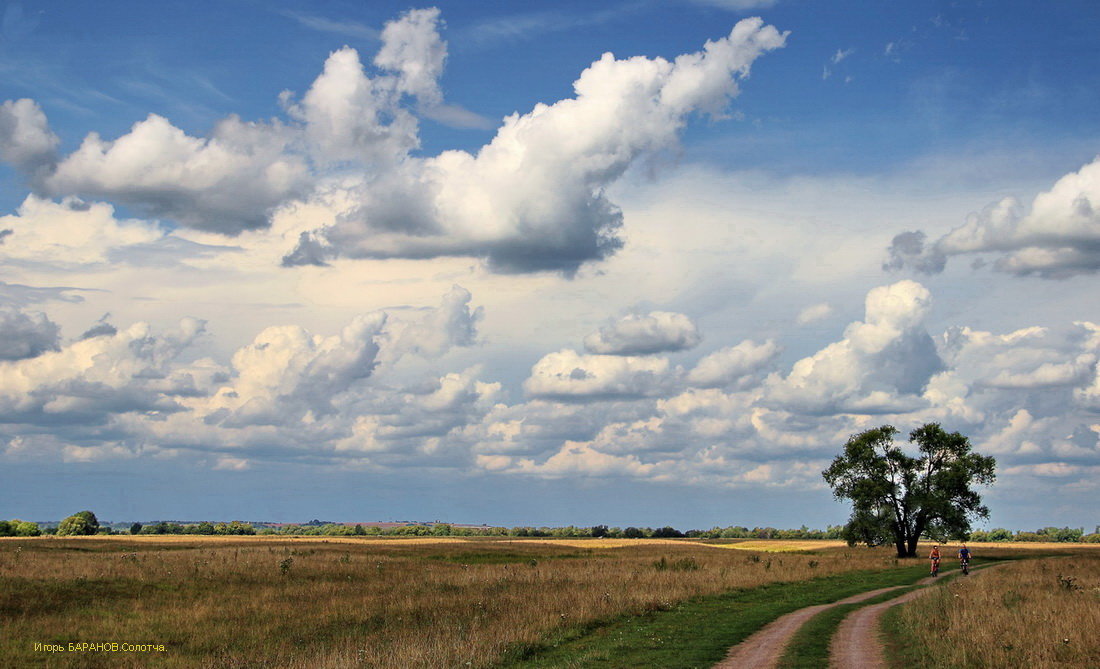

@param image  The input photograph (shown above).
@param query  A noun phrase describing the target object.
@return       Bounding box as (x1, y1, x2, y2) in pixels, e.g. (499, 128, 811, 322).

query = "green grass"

(498, 564, 934, 668)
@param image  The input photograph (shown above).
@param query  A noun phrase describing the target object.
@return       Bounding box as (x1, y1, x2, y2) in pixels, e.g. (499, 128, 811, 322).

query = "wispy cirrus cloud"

(278, 9, 379, 41)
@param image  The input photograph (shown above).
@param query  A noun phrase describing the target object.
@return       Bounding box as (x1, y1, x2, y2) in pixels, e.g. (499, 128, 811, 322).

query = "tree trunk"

(894, 535, 907, 558)
(906, 533, 920, 557)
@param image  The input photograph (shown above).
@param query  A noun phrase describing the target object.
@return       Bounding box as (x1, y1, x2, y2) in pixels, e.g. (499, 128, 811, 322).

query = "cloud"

(205, 312, 387, 427)
(882, 230, 946, 273)
(0, 195, 164, 266)
(765, 280, 942, 414)
(284, 17, 788, 274)
(79, 315, 118, 341)
(686, 0, 779, 10)
(383, 285, 483, 361)
(481, 440, 658, 478)
(420, 103, 495, 130)
(6, 9, 452, 235)
(285, 45, 419, 166)
(584, 311, 701, 355)
(0, 307, 60, 360)
(796, 302, 832, 325)
(335, 368, 500, 460)
(0, 280, 85, 307)
(831, 48, 854, 64)
(6, 10, 786, 276)
(886, 157, 1100, 278)
(278, 9, 380, 41)
(0, 98, 58, 180)
(0, 318, 205, 425)
(44, 114, 310, 234)
(687, 339, 779, 387)
(374, 8, 446, 106)
(523, 349, 673, 400)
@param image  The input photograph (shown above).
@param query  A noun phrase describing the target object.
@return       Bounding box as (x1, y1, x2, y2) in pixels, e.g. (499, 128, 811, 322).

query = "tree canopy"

(56, 510, 100, 536)
(822, 423, 996, 558)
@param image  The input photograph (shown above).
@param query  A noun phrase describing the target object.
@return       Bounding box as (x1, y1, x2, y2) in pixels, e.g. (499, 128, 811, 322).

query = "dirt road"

(712, 579, 931, 669)
(827, 566, 999, 668)
(826, 585, 928, 668)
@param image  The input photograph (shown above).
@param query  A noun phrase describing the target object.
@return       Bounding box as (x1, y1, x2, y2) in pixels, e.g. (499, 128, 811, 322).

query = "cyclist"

(929, 544, 941, 577)
(958, 544, 972, 574)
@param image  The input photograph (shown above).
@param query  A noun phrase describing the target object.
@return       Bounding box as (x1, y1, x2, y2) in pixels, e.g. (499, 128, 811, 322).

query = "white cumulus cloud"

(886, 156, 1100, 278)
(687, 339, 779, 387)
(765, 280, 942, 414)
(524, 349, 673, 399)
(584, 311, 701, 355)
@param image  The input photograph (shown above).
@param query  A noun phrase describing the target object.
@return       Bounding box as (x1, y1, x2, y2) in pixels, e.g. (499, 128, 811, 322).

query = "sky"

(1, 0, 1099, 530)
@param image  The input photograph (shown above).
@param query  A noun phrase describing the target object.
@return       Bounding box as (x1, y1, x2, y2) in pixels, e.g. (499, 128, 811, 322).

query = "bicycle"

(930, 558, 940, 577)
(960, 558, 969, 575)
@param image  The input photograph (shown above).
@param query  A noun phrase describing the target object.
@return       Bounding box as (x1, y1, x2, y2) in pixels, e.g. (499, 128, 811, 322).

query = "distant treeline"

(4, 517, 1099, 543)
(968, 527, 1100, 543)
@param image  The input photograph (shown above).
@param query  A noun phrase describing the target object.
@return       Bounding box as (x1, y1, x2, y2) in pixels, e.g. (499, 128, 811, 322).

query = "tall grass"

(1, 536, 903, 668)
(885, 555, 1100, 668)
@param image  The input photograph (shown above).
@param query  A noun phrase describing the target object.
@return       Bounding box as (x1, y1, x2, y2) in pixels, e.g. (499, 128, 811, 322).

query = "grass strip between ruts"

(498, 563, 935, 668)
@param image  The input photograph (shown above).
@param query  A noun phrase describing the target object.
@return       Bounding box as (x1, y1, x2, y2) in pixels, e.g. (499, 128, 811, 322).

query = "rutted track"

(712, 577, 936, 669)
(827, 563, 1004, 668)
(714, 565, 1008, 669)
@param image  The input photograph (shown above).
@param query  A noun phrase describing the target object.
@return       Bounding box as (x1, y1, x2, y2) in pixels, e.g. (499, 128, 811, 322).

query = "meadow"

(1, 535, 900, 667)
(2, 536, 1097, 668)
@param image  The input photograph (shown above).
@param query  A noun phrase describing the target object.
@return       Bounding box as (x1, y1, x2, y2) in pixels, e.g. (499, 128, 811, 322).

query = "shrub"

(653, 556, 700, 571)
(56, 511, 98, 536)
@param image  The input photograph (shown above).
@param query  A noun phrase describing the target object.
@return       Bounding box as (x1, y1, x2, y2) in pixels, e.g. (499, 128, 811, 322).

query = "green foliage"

(822, 423, 996, 557)
(652, 526, 684, 538)
(130, 522, 143, 535)
(840, 507, 893, 547)
(56, 511, 99, 536)
(0, 519, 41, 537)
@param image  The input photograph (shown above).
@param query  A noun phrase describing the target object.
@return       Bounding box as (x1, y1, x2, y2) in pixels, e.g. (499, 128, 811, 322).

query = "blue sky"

(2, 1, 1099, 530)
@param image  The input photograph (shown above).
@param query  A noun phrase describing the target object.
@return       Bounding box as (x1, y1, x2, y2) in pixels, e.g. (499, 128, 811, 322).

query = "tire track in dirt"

(712, 577, 935, 669)
(828, 565, 1004, 668)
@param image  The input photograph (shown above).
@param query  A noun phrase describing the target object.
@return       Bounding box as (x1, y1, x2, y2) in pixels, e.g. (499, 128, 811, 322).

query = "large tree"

(822, 423, 996, 558)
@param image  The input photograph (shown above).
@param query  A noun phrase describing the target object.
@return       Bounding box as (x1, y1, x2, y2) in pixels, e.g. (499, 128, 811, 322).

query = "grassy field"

(1, 535, 904, 668)
(3, 536, 1097, 668)
(884, 552, 1100, 668)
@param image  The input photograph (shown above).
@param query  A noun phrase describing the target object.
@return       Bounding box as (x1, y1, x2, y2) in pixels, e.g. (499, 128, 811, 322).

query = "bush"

(1, 520, 40, 537)
(653, 556, 700, 571)
(56, 511, 98, 536)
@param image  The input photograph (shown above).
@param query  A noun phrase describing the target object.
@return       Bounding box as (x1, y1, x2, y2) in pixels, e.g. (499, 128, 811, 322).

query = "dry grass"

(888, 554, 1100, 668)
(1, 535, 900, 668)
